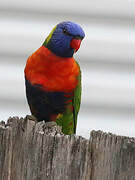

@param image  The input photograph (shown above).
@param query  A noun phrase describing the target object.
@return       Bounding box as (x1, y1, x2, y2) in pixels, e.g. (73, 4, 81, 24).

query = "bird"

(24, 21, 85, 135)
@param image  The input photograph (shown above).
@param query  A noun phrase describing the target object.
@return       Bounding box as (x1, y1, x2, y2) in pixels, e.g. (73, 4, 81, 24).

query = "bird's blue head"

(43, 21, 85, 57)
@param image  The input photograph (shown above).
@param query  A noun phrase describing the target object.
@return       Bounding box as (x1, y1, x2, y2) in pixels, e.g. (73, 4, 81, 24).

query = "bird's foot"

(25, 115, 38, 122)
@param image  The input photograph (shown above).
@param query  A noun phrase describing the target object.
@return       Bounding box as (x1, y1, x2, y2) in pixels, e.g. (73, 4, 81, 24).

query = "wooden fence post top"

(0, 116, 135, 180)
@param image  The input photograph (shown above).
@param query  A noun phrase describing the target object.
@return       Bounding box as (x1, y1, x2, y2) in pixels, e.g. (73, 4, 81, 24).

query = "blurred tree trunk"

(0, 117, 135, 180)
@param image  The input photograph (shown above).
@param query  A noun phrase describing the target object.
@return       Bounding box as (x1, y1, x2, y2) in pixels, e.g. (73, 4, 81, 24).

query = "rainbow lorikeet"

(24, 21, 85, 135)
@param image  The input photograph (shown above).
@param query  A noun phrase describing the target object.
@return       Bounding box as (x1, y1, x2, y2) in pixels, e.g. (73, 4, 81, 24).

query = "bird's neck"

(43, 39, 74, 58)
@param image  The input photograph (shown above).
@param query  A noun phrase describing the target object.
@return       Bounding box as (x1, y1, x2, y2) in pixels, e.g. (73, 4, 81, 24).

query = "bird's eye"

(63, 28, 72, 37)
(63, 28, 69, 35)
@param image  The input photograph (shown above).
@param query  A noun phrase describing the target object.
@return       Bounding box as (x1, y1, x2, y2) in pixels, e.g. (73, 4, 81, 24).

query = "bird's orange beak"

(70, 39, 82, 52)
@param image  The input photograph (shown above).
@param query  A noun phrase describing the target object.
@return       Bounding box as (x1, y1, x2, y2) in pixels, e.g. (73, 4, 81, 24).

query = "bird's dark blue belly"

(25, 78, 73, 121)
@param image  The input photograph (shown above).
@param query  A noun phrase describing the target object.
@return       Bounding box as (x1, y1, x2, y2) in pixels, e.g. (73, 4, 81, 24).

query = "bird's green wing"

(56, 62, 81, 135)
(72, 62, 81, 134)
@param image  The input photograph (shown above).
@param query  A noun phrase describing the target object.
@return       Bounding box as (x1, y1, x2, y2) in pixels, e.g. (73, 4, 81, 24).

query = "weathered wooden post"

(90, 131, 135, 180)
(0, 116, 135, 180)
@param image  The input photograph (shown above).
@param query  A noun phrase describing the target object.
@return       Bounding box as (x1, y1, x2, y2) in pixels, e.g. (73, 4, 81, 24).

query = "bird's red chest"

(25, 46, 80, 92)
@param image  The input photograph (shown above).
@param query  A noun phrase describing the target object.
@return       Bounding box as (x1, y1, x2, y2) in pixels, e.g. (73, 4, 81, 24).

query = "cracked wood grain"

(0, 117, 135, 180)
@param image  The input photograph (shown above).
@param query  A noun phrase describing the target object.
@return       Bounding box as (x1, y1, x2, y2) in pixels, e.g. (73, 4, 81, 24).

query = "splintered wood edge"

(0, 116, 135, 143)
(90, 130, 135, 148)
